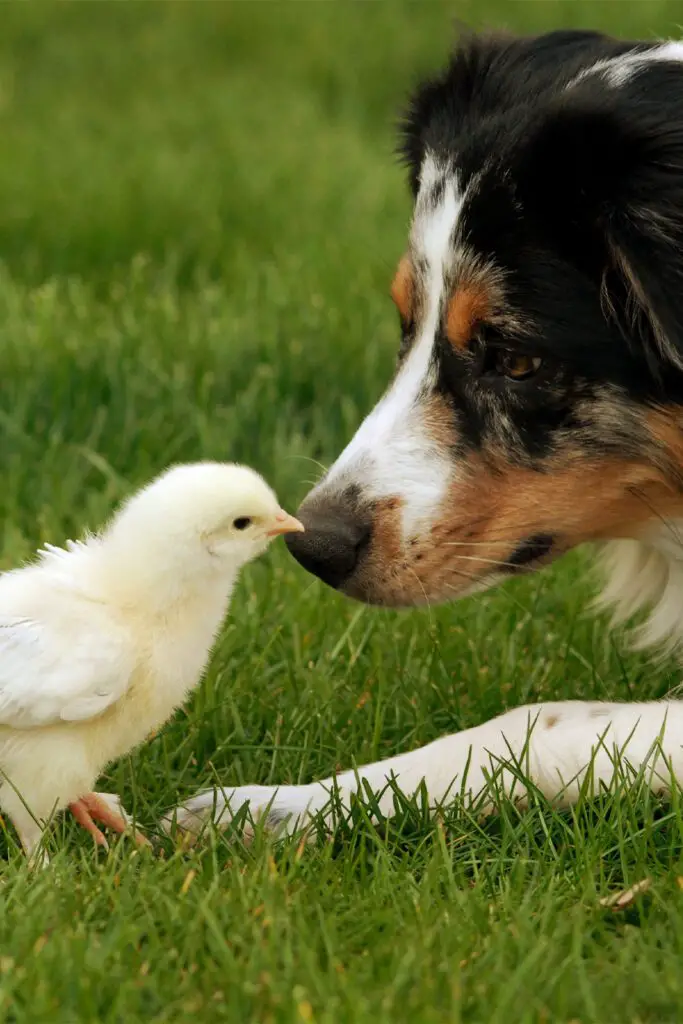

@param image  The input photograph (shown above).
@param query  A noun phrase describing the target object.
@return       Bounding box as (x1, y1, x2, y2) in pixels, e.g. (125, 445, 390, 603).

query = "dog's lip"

(506, 533, 557, 571)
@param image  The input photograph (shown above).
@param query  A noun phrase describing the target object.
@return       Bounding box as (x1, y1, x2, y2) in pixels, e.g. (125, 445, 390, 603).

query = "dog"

(168, 28, 683, 839)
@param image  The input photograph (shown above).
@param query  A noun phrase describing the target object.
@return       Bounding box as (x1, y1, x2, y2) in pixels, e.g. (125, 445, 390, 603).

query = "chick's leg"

(3, 801, 50, 867)
(69, 792, 151, 848)
(15, 818, 50, 868)
(0, 789, 50, 867)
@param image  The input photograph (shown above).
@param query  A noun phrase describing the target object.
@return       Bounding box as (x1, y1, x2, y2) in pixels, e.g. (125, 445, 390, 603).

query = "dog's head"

(288, 30, 683, 607)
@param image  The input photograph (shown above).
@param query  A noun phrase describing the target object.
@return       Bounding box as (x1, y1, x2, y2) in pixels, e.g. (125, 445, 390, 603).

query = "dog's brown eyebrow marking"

(390, 255, 414, 323)
(446, 284, 491, 352)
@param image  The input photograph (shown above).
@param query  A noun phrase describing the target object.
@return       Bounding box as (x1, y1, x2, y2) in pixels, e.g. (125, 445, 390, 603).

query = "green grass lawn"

(3, 2, 683, 1020)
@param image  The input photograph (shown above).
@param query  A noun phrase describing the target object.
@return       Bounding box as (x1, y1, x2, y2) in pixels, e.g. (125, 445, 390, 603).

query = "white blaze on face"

(323, 153, 464, 539)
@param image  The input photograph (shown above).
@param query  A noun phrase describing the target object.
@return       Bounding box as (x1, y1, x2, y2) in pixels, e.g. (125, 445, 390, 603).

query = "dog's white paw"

(162, 783, 325, 843)
(92, 791, 133, 824)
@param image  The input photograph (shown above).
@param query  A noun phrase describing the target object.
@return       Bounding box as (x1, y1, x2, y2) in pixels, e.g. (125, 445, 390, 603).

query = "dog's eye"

(494, 350, 543, 381)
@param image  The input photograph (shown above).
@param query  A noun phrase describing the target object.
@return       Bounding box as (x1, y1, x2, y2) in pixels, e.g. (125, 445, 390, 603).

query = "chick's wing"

(0, 614, 134, 729)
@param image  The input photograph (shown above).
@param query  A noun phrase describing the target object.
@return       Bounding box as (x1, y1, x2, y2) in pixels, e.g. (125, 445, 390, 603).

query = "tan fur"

(646, 406, 683, 478)
(444, 251, 531, 340)
(390, 255, 414, 323)
(421, 392, 458, 449)
(445, 284, 491, 352)
(354, 413, 683, 605)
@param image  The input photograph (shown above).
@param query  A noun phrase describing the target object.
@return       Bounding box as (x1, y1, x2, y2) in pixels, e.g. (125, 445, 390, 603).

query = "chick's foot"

(69, 792, 150, 848)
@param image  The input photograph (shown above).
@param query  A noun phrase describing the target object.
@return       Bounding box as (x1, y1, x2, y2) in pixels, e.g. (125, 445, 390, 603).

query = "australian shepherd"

(170, 28, 683, 837)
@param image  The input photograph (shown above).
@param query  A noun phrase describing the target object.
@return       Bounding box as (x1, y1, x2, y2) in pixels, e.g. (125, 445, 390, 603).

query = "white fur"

(571, 41, 683, 88)
(323, 154, 460, 539)
(598, 528, 683, 652)
(167, 525, 683, 842)
(0, 461, 291, 861)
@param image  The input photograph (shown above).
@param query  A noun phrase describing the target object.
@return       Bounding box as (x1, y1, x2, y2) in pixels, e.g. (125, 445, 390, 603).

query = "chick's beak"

(266, 510, 305, 537)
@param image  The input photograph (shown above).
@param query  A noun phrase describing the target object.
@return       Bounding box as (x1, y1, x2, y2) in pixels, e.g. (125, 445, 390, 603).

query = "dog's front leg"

(163, 699, 683, 840)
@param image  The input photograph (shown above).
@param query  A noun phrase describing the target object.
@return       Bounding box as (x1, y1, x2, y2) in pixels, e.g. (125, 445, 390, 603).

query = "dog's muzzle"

(285, 490, 372, 590)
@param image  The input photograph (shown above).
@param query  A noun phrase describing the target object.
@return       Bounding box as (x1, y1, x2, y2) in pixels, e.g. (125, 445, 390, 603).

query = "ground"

(1, 2, 683, 1021)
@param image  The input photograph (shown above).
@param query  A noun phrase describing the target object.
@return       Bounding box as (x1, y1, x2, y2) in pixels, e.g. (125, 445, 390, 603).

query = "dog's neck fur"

(599, 526, 683, 651)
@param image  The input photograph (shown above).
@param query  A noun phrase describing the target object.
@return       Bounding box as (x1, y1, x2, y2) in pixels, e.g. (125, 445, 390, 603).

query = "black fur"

(399, 30, 645, 192)
(506, 533, 555, 570)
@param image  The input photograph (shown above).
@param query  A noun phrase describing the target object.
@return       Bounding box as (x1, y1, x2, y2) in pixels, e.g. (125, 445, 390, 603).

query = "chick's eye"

(494, 350, 543, 381)
(233, 517, 252, 531)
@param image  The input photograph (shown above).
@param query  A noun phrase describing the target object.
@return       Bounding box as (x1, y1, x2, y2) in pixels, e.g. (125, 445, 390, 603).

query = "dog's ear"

(518, 76, 683, 373)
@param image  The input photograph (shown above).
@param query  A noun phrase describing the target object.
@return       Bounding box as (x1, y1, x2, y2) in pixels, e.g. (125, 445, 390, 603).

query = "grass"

(2, 2, 683, 1020)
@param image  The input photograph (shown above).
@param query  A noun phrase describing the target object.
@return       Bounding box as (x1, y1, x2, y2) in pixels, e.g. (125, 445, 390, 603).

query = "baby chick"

(0, 462, 302, 863)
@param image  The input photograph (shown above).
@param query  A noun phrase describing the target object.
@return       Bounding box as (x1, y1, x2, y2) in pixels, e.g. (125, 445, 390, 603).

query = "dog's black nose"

(285, 499, 371, 589)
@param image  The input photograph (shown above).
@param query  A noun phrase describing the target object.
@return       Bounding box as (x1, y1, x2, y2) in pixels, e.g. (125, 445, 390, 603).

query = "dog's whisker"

(285, 454, 330, 476)
(442, 579, 538, 621)
(405, 565, 434, 623)
(437, 539, 521, 550)
(436, 553, 523, 570)
(421, 519, 554, 547)
(442, 567, 483, 586)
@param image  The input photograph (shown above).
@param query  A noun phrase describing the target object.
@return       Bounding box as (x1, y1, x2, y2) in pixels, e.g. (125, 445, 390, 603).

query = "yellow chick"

(0, 462, 302, 863)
